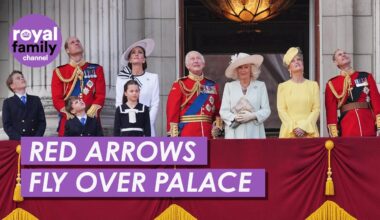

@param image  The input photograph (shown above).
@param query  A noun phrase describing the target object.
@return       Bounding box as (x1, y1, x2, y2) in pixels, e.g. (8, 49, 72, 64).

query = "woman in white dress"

(115, 39, 160, 136)
(220, 53, 271, 139)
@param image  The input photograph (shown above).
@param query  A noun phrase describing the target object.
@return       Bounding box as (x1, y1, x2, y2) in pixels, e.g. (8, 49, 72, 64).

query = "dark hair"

(65, 96, 80, 114)
(6, 70, 23, 92)
(122, 80, 140, 104)
(64, 40, 69, 50)
(127, 46, 148, 70)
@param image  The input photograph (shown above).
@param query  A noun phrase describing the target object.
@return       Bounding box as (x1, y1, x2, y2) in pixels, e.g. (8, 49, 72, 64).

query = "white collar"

(76, 114, 87, 121)
(15, 92, 27, 99)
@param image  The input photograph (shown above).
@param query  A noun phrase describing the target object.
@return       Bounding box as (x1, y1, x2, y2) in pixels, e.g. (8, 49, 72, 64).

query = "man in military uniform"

(51, 36, 105, 136)
(166, 51, 222, 138)
(325, 49, 380, 137)
(2, 71, 46, 140)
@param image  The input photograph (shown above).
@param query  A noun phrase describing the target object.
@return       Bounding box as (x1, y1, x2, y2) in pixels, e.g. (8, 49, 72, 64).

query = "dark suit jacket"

(64, 116, 103, 136)
(2, 94, 46, 140)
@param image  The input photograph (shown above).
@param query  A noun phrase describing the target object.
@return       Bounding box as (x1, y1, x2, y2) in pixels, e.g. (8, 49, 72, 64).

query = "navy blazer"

(2, 94, 46, 140)
(64, 116, 103, 136)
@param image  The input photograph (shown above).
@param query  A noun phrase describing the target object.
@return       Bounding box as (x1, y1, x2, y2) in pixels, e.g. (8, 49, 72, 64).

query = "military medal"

(206, 104, 211, 112)
(363, 86, 370, 102)
(209, 86, 217, 94)
(83, 87, 89, 95)
(209, 96, 214, 104)
(86, 80, 94, 88)
(355, 78, 368, 87)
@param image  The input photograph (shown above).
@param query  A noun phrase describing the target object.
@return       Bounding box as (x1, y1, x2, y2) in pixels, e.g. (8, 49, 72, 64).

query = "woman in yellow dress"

(277, 47, 320, 138)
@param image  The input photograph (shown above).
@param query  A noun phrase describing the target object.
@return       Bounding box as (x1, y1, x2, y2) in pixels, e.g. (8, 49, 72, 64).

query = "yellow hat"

(283, 47, 300, 67)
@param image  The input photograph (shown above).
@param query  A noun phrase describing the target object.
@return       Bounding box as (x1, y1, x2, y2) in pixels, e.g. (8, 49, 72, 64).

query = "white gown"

(220, 80, 271, 139)
(116, 67, 160, 136)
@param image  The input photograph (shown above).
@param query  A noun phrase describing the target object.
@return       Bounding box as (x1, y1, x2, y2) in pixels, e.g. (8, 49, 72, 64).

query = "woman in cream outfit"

(115, 39, 159, 136)
(277, 47, 320, 138)
(220, 53, 271, 139)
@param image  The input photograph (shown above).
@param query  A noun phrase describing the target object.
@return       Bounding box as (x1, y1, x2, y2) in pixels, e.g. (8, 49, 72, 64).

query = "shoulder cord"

(328, 73, 352, 108)
(178, 80, 201, 109)
(55, 66, 84, 101)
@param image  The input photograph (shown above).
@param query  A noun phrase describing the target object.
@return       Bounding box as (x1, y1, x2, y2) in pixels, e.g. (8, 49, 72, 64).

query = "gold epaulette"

(327, 74, 352, 108)
(55, 66, 77, 83)
(174, 76, 187, 83)
(54, 66, 84, 101)
(178, 77, 201, 109)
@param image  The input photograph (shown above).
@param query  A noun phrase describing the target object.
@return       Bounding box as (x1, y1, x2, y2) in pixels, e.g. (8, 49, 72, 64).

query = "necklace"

(241, 83, 249, 95)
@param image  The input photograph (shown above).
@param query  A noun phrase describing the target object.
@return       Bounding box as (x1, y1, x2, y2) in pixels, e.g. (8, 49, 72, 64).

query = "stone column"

(320, 0, 378, 136)
(373, 0, 380, 84)
(1, 0, 178, 139)
(124, 0, 177, 136)
(0, 0, 10, 139)
(320, 0, 354, 136)
(0, 0, 10, 111)
(0, 0, 123, 139)
(353, 0, 374, 75)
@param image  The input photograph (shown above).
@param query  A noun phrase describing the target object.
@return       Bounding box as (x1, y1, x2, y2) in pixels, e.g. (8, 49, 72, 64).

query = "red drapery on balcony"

(1, 138, 379, 219)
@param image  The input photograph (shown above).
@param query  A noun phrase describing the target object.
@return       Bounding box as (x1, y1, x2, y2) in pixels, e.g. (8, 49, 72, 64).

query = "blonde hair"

(234, 64, 261, 80)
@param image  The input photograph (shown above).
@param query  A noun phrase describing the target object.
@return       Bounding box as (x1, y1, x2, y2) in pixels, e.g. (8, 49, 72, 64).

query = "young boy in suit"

(64, 96, 103, 136)
(2, 70, 46, 140)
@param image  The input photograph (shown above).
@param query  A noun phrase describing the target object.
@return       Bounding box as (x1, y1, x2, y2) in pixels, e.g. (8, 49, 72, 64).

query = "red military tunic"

(166, 73, 221, 138)
(51, 61, 106, 136)
(325, 71, 380, 137)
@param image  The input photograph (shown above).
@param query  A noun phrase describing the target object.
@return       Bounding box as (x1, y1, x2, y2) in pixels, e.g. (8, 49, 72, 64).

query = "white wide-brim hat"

(225, 53, 264, 79)
(120, 38, 155, 67)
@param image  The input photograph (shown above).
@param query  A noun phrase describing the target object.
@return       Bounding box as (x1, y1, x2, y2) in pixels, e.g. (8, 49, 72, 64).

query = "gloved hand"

(211, 127, 222, 138)
(377, 129, 380, 137)
(87, 104, 102, 118)
(293, 127, 306, 137)
(235, 110, 256, 123)
(60, 107, 74, 120)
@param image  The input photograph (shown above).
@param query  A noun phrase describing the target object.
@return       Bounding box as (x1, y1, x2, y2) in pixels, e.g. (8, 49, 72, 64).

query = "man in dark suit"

(2, 70, 46, 140)
(64, 96, 103, 136)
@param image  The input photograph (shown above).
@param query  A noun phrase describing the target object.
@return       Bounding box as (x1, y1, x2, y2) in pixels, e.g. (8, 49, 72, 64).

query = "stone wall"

(125, 0, 177, 136)
(0, 0, 177, 139)
(320, 0, 378, 136)
(1, 0, 378, 138)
